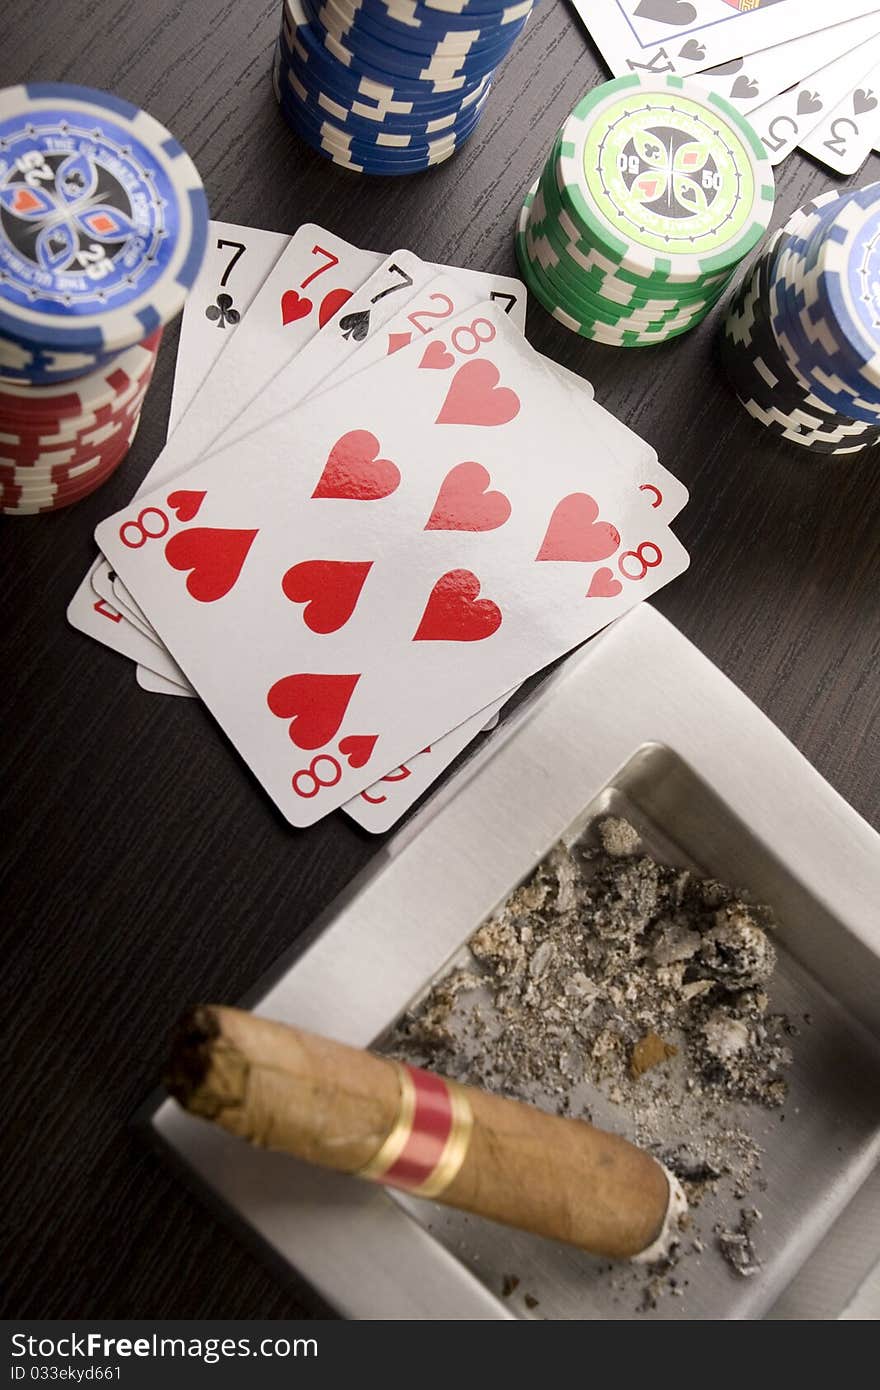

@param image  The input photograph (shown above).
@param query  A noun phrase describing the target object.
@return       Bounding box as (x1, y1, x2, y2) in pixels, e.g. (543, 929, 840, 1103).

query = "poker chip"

(0, 386, 147, 464)
(275, 0, 531, 173)
(0, 85, 207, 386)
(324, 0, 533, 38)
(279, 11, 493, 111)
(721, 186, 880, 453)
(0, 330, 161, 425)
(516, 75, 774, 348)
(278, 35, 492, 134)
(0, 331, 158, 512)
(0, 416, 141, 513)
(0, 331, 159, 436)
(277, 74, 483, 170)
(0, 415, 141, 513)
(770, 188, 880, 423)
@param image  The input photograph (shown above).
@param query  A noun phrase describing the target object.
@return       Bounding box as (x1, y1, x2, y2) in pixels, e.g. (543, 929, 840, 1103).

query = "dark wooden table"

(1, 0, 878, 1321)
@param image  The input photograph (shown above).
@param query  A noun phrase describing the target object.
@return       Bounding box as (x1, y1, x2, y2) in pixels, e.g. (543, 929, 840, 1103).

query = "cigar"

(166, 1006, 686, 1263)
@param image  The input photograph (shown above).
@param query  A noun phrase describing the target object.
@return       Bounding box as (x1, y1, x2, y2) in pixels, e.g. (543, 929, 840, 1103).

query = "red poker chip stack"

(0, 329, 161, 516)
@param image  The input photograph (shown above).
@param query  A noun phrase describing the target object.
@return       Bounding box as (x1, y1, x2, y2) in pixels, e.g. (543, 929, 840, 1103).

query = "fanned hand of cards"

(68, 221, 690, 832)
(573, 0, 880, 174)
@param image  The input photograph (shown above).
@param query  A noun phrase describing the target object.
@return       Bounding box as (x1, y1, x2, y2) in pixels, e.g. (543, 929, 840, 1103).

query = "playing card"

(71, 568, 190, 684)
(67, 221, 294, 673)
(548, 363, 688, 522)
(95, 301, 689, 828)
(327, 287, 677, 832)
(111, 575, 156, 638)
(312, 268, 526, 404)
(749, 35, 880, 164)
(132, 226, 382, 494)
(799, 58, 880, 171)
(167, 222, 290, 436)
(575, 0, 880, 81)
(345, 694, 512, 832)
(695, 11, 880, 114)
(208, 250, 436, 451)
(90, 568, 187, 693)
(133, 256, 529, 691)
(89, 556, 157, 639)
(345, 360, 686, 836)
(217, 256, 527, 449)
(137, 666, 196, 698)
(121, 248, 429, 692)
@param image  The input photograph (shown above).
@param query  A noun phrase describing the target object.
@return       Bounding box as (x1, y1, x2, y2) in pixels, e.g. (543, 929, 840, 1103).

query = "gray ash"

(384, 817, 796, 1306)
(389, 818, 791, 1109)
(716, 1208, 763, 1278)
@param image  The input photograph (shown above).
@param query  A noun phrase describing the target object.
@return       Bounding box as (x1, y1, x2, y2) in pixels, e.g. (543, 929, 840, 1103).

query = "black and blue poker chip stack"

(273, 0, 534, 174)
(721, 184, 880, 454)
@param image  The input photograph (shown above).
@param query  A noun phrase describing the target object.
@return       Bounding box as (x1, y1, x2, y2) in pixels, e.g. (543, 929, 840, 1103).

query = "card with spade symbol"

(212, 252, 526, 455)
(102, 262, 530, 685)
(136, 224, 382, 496)
(117, 257, 526, 658)
(573, 0, 879, 82)
(69, 225, 384, 687)
(693, 12, 880, 117)
(166, 249, 431, 475)
(799, 59, 880, 171)
(68, 231, 530, 720)
(70, 224, 688, 832)
(750, 34, 880, 166)
(95, 301, 688, 828)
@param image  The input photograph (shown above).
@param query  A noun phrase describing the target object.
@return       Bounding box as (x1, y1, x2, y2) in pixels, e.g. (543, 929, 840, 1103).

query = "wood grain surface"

(1, 0, 878, 1319)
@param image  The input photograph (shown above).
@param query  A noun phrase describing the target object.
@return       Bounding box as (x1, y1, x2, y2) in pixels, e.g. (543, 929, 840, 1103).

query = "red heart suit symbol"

(419, 340, 454, 370)
(425, 462, 511, 532)
(312, 430, 400, 501)
(339, 733, 378, 768)
(281, 559, 372, 634)
(536, 493, 620, 563)
(12, 188, 41, 214)
(167, 489, 205, 523)
(636, 176, 660, 199)
(413, 569, 501, 642)
(267, 672, 361, 751)
(318, 285, 352, 328)
(586, 567, 623, 598)
(436, 359, 520, 427)
(164, 527, 258, 602)
(281, 289, 312, 325)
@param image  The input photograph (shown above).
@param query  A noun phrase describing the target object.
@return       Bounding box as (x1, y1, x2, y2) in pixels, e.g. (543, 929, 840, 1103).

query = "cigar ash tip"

(164, 1006, 248, 1120)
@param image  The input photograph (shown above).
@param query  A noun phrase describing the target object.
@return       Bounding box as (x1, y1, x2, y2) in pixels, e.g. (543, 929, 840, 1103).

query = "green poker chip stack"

(516, 74, 775, 347)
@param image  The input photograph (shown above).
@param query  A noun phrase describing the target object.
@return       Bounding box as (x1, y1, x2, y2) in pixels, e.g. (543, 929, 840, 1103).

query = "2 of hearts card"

(574, 0, 880, 173)
(69, 221, 690, 832)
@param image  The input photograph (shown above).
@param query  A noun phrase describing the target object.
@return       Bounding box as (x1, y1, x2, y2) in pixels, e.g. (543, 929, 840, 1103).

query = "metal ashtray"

(149, 606, 880, 1319)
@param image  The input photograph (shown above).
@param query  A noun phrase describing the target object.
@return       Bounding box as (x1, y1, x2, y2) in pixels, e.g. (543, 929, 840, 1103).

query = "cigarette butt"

(166, 1006, 686, 1263)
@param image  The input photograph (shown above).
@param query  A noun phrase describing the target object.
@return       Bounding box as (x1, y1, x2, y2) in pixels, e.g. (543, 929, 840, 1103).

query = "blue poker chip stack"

(721, 184, 880, 454)
(0, 83, 208, 513)
(273, 0, 534, 174)
(0, 83, 207, 386)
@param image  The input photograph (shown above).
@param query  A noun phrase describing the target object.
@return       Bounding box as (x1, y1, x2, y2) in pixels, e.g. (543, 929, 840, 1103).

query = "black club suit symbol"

(205, 292, 241, 329)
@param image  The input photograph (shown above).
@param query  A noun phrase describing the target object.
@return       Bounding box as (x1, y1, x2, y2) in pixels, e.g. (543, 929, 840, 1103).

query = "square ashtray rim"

(149, 606, 880, 1320)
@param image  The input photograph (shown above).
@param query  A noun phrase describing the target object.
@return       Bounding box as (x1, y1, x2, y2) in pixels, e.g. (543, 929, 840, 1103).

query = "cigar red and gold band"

(166, 1006, 686, 1263)
(357, 1063, 473, 1197)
